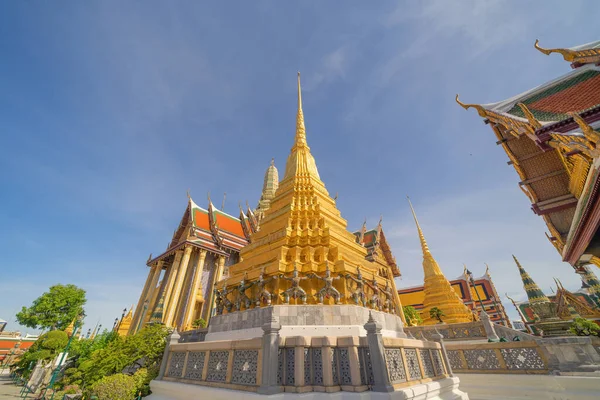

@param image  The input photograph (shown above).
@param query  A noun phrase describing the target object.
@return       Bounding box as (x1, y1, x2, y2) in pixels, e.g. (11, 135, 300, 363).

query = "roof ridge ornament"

(455, 94, 488, 117)
(569, 111, 600, 144)
(534, 39, 577, 62)
(517, 103, 542, 131)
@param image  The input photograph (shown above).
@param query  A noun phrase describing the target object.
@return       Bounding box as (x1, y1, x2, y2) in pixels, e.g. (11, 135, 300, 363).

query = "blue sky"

(1, 1, 599, 334)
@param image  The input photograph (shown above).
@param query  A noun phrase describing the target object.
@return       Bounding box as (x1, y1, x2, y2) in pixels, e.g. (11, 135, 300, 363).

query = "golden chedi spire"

(117, 306, 134, 336)
(223, 73, 402, 315)
(407, 197, 472, 324)
(64, 317, 76, 337)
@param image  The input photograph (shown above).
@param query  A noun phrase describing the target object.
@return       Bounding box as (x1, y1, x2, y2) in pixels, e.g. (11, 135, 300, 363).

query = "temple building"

(510, 255, 600, 335)
(0, 320, 37, 364)
(218, 73, 403, 319)
(398, 266, 510, 326)
(404, 199, 473, 325)
(128, 160, 279, 334)
(457, 39, 600, 276)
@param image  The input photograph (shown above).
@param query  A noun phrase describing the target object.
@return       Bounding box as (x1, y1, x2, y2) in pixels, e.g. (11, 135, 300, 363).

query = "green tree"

(90, 374, 137, 400)
(14, 330, 69, 377)
(403, 306, 423, 326)
(569, 318, 600, 336)
(429, 307, 445, 323)
(192, 318, 207, 329)
(16, 284, 86, 330)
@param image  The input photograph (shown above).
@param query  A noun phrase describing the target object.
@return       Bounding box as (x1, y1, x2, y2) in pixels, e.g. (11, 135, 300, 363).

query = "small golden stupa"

(407, 198, 472, 324)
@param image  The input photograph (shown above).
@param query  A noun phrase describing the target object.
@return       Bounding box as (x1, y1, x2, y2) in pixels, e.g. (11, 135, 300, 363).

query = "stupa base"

(148, 377, 468, 399)
(205, 304, 406, 341)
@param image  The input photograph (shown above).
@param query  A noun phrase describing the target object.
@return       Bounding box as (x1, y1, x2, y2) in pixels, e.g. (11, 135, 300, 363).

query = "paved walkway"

(0, 373, 22, 398)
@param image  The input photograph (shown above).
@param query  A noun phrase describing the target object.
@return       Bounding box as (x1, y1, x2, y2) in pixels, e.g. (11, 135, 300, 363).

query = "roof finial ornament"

(187, 189, 191, 200)
(455, 94, 488, 117)
(222, 192, 226, 211)
(207, 191, 212, 203)
(485, 263, 490, 276)
(517, 103, 542, 130)
(569, 112, 600, 144)
(334, 192, 338, 201)
(147, 253, 152, 263)
(271, 157, 275, 166)
(534, 39, 576, 61)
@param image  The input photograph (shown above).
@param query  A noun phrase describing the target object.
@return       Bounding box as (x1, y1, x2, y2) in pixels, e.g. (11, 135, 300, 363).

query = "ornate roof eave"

(456, 95, 539, 139)
(147, 239, 229, 266)
(535, 39, 600, 67)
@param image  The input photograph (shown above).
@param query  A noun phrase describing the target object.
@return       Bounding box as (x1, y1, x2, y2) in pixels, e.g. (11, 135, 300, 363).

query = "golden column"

(182, 249, 208, 330)
(131, 260, 163, 334)
(165, 245, 194, 327)
(162, 250, 184, 321)
(129, 261, 160, 335)
(407, 198, 472, 324)
(203, 255, 226, 323)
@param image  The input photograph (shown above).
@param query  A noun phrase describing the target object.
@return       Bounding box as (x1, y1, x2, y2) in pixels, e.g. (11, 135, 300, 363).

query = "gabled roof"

(148, 196, 249, 265)
(353, 225, 400, 277)
(465, 64, 600, 124)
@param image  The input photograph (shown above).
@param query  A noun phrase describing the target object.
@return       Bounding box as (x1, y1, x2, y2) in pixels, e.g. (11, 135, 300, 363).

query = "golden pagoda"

(116, 306, 134, 336)
(64, 318, 76, 337)
(407, 198, 472, 324)
(222, 73, 403, 318)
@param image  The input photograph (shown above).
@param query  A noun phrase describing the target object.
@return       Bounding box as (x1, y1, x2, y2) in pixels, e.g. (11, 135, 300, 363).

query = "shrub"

(569, 318, 600, 336)
(91, 374, 137, 400)
(192, 318, 207, 329)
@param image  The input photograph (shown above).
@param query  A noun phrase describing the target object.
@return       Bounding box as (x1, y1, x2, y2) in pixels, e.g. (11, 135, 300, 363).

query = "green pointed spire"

(513, 255, 550, 304)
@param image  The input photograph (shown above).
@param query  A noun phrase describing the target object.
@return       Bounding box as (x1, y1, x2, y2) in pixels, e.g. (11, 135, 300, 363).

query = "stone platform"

(205, 305, 406, 341)
(150, 376, 468, 399)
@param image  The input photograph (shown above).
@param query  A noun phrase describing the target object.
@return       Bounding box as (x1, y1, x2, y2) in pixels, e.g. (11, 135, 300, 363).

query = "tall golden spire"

(295, 72, 307, 148)
(407, 197, 443, 278)
(407, 197, 472, 324)
(222, 74, 403, 318)
(283, 72, 320, 180)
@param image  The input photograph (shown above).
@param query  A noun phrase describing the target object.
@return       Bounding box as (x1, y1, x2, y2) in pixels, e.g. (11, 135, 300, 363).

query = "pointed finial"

(270, 157, 275, 166)
(297, 71, 302, 110)
(187, 189, 191, 200)
(246, 200, 250, 210)
(406, 196, 430, 255)
(334, 192, 338, 201)
(485, 263, 490, 276)
(557, 278, 565, 290)
(207, 191, 212, 203)
(221, 192, 226, 211)
(463, 264, 468, 276)
(362, 217, 367, 227)
(455, 94, 488, 117)
(295, 72, 307, 147)
(147, 253, 152, 263)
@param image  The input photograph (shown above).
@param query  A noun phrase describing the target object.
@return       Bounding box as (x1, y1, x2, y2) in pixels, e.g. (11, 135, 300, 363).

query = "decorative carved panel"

(231, 350, 259, 385)
(286, 348, 295, 386)
(184, 351, 206, 380)
(501, 347, 545, 370)
(206, 350, 229, 382)
(404, 348, 422, 380)
(331, 348, 338, 385)
(304, 348, 311, 385)
(431, 349, 445, 376)
(464, 349, 501, 370)
(358, 347, 374, 385)
(447, 350, 463, 370)
(338, 348, 351, 385)
(277, 348, 283, 385)
(166, 352, 185, 378)
(419, 349, 435, 378)
(384, 348, 406, 383)
(312, 348, 323, 385)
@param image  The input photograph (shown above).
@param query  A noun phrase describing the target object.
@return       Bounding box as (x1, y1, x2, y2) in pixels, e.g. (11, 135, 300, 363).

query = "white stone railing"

(445, 341, 548, 374)
(405, 321, 487, 341)
(163, 337, 263, 392)
(160, 332, 452, 394)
